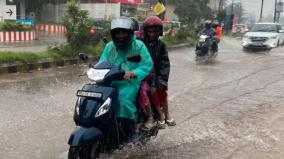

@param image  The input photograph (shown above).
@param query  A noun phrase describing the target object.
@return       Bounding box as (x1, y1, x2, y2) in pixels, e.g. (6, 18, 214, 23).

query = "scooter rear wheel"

(68, 140, 102, 159)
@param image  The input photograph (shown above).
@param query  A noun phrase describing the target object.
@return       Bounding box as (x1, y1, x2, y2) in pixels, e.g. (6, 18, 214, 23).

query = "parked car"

(232, 24, 248, 33)
(89, 19, 110, 45)
(242, 23, 284, 50)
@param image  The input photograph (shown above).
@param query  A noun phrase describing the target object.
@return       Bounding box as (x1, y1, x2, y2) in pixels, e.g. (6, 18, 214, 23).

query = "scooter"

(195, 34, 218, 63)
(67, 53, 159, 159)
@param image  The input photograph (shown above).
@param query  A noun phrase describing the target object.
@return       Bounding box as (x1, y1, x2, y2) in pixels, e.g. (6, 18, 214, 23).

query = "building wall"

(40, 3, 121, 23)
(81, 3, 121, 20)
(40, 3, 67, 23)
(209, 0, 223, 11)
(0, 0, 4, 22)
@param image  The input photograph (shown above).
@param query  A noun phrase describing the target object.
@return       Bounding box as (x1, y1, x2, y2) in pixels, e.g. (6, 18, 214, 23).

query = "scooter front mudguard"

(68, 126, 103, 146)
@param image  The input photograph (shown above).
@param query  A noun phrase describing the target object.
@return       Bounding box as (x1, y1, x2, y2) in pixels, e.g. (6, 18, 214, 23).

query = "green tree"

(216, 9, 226, 23)
(62, 0, 92, 54)
(168, 0, 212, 27)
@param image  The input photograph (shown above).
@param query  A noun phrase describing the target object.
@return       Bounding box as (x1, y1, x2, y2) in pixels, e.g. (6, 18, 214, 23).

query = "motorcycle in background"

(195, 34, 218, 63)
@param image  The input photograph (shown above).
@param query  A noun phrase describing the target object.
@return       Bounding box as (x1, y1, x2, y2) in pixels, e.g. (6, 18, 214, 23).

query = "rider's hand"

(124, 71, 136, 80)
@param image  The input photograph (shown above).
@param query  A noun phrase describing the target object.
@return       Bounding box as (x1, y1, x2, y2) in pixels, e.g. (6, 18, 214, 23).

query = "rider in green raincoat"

(99, 17, 152, 121)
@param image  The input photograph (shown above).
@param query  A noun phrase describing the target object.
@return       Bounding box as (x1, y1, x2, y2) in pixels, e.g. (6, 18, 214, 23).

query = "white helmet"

(204, 20, 212, 25)
(111, 17, 134, 31)
(110, 17, 134, 50)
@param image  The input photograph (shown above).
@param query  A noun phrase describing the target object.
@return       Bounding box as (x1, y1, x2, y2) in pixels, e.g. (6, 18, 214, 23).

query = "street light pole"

(231, 0, 234, 15)
(274, 0, 277, 22)
(259, 0, 264, 22)
(105, 0, 108, 20)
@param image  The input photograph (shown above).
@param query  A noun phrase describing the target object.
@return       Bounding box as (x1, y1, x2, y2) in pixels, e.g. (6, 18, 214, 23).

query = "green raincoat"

(99, 37, 153, 119)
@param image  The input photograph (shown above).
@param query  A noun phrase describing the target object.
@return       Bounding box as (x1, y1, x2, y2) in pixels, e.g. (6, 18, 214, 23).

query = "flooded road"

(1, 37, 284, 159)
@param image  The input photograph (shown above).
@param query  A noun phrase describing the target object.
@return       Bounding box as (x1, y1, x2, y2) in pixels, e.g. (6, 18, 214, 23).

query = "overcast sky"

(227, 0, 278, 18)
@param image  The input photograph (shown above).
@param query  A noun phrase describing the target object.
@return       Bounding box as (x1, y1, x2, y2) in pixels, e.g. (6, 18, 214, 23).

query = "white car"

(242, 23, 284, 50)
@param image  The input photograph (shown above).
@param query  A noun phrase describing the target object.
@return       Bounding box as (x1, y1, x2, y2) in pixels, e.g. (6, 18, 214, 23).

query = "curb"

(0, 56, 98, 75)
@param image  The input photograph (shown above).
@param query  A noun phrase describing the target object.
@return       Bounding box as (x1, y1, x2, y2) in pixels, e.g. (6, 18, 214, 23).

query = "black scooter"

(67, 53, 158, 159)
(195, 34, 218, 63)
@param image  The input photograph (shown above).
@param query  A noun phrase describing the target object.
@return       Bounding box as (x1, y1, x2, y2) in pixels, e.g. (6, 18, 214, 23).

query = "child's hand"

(124, 71, 136, 80)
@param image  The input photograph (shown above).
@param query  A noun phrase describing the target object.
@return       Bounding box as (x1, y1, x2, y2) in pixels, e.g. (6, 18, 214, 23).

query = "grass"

(0, 41, 105, 66)
(0, 51, 55, 65)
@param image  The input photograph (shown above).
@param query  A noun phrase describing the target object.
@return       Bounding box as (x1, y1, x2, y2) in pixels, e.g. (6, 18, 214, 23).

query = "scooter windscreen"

(87, 61, 125, 84)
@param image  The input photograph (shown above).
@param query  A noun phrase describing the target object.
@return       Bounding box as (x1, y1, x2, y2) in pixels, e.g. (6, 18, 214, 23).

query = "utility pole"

(231, 0, 234, 15)
(259, 0, 264, 22)
(104, 0, 108, 20)
(230, 0, 235, 31)
(218, 0, 223, 11)
(274, 0, 277, 22)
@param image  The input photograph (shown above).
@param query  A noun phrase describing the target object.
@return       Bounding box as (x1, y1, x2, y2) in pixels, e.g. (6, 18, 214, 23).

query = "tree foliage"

(216, 9, 226, 23)
(167, 0, 213, 27)
(62, 0, 93, 54)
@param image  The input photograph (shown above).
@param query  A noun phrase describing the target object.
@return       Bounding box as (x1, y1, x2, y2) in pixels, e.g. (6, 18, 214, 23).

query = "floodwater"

(1, 37, 284, 159)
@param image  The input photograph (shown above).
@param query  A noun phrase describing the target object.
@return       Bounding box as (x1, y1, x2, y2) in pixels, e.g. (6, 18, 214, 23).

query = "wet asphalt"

(0, 37, 284, 159)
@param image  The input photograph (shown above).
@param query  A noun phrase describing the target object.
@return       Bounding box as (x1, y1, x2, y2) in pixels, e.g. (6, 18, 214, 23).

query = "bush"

(62, 2, 93, 51)
(48, 42, 104, 58)
(0, 22, 33, 32)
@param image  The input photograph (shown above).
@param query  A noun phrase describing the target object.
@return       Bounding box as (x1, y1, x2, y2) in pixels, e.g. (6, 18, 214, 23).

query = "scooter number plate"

(77, 90, 102, 98)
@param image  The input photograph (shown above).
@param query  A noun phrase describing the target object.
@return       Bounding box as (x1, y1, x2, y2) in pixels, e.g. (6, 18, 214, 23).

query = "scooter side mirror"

(79, 53, 89, 61)
(127, 54, 141, 62)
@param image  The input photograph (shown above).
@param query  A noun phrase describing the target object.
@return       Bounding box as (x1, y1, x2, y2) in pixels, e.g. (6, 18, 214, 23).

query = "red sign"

(80, 0, 141, 5)
(81, 0, 141, 4)
(112, 0, 141, 4)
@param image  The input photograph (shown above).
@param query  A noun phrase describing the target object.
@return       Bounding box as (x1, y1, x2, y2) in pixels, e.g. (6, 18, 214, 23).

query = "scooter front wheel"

(68, 140, 102, 159)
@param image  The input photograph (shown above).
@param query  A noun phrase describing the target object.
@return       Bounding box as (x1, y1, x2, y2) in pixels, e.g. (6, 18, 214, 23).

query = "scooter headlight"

(87, 68, 110, 82)
(95, 98, 111, 118)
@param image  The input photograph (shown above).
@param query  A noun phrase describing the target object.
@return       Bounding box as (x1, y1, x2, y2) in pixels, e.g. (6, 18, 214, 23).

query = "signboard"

(6, 0, 15, 5)
(154, 2, 166, 15)
(16, 19, 35, 26)
(112, 0, 141, 4)
(80, 3, 121, 19)
(87, 0, 141, 4)
(4, 5, 16, 20)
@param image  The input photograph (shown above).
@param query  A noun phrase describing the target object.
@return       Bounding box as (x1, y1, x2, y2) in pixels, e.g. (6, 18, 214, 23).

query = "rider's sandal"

(157, 120, 166, 129)
(141, 122, 154, 131)
(166, 118, 176, 126)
